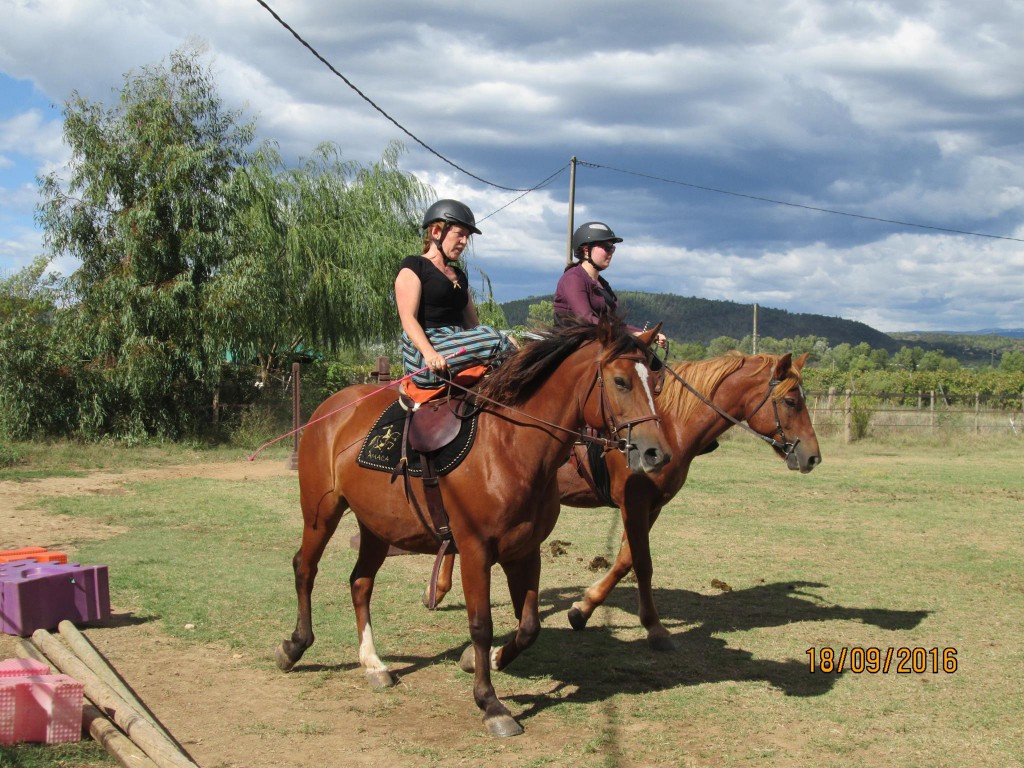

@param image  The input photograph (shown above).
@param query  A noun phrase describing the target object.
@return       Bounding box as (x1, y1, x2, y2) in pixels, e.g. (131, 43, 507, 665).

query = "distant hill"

(889, 331, 1024, 365)
(502, 292, 900, 350)
(500, 292, 1024, 363)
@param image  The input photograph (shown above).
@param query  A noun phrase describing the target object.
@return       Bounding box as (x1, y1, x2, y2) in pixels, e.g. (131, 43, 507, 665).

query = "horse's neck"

(670, 364, 760, 445)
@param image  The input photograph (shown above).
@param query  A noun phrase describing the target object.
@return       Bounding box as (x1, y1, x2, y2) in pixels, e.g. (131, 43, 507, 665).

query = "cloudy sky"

(2, 0, 1023, 333)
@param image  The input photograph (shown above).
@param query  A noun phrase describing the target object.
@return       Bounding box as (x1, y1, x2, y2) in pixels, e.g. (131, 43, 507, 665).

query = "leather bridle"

(659, 363, 802, 458)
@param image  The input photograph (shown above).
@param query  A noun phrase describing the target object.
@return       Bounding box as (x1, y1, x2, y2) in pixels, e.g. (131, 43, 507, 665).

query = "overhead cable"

(578, 160, 1024, 243)
(254, 0, 535, 193)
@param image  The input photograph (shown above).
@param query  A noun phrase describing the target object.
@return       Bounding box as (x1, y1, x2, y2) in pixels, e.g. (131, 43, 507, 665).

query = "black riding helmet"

(422, 199, 482, 235)
(572, 221, 623, 270)
(423, 199, 481, 262)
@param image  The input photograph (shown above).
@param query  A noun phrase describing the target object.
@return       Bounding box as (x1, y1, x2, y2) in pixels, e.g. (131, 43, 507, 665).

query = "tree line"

(516, 299, 1024, 401)
(0, 47, 454, 442)
(4, 46, 1019, 445)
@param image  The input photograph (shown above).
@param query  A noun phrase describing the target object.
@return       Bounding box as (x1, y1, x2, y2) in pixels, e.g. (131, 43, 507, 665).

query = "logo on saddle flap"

(364, 424, 400, 463)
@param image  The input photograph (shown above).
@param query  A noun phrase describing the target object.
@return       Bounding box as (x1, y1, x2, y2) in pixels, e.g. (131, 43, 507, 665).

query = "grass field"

(2, 433, 1022, 767)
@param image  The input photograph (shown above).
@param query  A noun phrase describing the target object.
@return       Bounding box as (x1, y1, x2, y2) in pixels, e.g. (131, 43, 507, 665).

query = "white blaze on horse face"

(635, 362, 657, 415)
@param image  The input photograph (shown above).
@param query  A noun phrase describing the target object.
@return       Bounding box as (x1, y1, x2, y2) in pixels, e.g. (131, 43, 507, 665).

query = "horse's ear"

(637, 322, 662, 348)
(772, 352, 793, 380)
(793, 352, 810, 371)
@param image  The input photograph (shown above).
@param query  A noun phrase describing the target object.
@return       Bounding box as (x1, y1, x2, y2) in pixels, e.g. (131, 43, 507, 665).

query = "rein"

(659, 362, 802, 458)
(441, 353, 659, 456)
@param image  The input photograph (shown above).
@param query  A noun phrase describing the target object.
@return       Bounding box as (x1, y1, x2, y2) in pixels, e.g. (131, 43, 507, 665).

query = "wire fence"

(807, 388, 1024, 441)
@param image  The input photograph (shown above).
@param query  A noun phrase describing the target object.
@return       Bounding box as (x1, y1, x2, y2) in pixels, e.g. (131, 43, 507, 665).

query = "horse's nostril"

(644, 448, 669, 468)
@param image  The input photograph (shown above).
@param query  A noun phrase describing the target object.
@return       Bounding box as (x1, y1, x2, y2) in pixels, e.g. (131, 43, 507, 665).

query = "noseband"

(583, 355, 662, 456)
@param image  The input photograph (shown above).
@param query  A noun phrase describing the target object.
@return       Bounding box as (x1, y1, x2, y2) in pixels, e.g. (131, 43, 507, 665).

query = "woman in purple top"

(554, 221, 666, 347)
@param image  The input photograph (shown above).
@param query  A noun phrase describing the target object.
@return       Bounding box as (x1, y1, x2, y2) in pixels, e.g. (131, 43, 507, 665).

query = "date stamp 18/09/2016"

(806, 646, 958, 674)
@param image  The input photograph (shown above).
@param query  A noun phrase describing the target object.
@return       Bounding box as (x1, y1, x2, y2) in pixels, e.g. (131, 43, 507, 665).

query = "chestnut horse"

(275, 318, 669, 737)
(428, 351, 821, 651)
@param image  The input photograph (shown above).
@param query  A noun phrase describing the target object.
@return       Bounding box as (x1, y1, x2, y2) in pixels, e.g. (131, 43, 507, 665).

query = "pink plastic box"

(0, 560, 110, 636)
(0, 669, 84, 745)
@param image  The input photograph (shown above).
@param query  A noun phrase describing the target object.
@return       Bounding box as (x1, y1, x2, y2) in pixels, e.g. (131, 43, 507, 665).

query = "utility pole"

(752, 303, 759, 354)
(566, 156, 577, 266)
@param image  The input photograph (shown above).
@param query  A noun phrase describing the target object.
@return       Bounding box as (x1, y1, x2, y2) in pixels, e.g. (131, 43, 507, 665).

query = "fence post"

(827, 386, 836, 413)
(287, 362, 300, 471)
(930, 390, 936, 431)
(975, 392, 981, 434)
(845, 389, 853, 443)
(917, 391, 923, 410)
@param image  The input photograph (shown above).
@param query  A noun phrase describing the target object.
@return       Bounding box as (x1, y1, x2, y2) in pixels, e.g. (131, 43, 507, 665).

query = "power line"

(477, 166, 568, 225)
(578, 159, 1024, 243)
(255, 0, 1021, 244)
(254, 0, 534, 193)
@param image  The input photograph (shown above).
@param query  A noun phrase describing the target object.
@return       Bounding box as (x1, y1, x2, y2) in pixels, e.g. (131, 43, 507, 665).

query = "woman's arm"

(461, 293, 480, 328)
(395, 267, 447, 371)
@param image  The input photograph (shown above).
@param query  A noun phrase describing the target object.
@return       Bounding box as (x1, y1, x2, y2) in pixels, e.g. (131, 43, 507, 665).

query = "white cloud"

(1, 0, 1023, 331)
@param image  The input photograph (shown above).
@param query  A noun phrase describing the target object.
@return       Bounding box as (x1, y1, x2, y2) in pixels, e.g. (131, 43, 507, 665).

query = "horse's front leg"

(457, 544, 523, 737)
(567, 527, 633, 631)
(276, 498, 344, 671)
(350, 522, 396, 688)
(567, 491, 674, 650)
(621, 500, 673, 651)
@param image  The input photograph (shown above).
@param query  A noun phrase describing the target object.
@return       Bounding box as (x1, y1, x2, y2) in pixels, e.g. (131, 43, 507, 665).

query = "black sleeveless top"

(399, 255, 469, 329)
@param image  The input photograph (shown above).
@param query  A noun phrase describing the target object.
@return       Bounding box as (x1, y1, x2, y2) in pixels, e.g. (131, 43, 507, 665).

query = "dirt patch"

(0, 461, 592, 767)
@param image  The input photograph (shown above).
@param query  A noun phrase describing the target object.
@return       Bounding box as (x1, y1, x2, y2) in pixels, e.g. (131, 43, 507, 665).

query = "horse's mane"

(658, 351, 804, 423)
(477, 316, 649, 406)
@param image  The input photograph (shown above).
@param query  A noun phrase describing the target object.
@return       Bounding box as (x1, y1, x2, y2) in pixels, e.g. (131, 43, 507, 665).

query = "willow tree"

(212, 139, 431, 384)
(37, 46, 255, 438)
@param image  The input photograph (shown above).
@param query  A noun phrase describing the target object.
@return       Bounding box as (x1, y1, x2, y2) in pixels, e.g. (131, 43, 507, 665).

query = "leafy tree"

(672, 340, 706, 360)
(211, 140, 430, 383)
(526, 300, 554, 328)
(1000, 351, 1024, 372)
(37, 46, 255, 438)
(0, 259, 79, 437)
(706, 335, 741, 357)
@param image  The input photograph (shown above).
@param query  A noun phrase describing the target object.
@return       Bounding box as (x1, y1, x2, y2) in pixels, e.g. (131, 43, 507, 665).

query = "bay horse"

(275, 318, 670, 737)
(428, 351, 821, 651)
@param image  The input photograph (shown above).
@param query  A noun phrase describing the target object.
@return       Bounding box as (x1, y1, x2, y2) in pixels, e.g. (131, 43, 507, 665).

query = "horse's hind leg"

(350, 521, 395, 688)
(493, 550, 542, 672)
(276, 496, 346, 672)
(423, 552, 456, 609)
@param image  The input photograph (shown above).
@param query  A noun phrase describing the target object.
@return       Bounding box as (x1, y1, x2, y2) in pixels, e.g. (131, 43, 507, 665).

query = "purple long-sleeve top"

(553, 264, 640, 332)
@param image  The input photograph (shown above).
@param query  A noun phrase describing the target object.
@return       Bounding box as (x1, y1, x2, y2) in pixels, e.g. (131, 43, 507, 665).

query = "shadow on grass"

(282, 579, 929, 725)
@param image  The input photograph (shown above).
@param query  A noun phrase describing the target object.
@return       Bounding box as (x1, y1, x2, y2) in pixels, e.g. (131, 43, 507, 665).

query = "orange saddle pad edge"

(402, 365, 489, 404)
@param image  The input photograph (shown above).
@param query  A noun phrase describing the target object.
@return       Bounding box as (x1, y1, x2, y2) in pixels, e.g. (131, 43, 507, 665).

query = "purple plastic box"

(0, 560, 110, 637)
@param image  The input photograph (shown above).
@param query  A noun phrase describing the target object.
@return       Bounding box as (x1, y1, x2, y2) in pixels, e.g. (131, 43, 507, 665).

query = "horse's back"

(297, 385, 399, 501)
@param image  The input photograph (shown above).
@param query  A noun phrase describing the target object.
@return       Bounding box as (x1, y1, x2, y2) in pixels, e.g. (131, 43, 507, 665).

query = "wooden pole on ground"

(16, 638, 158, 768)
(30, 629, 199, 768)
(58, 620, 184, 752)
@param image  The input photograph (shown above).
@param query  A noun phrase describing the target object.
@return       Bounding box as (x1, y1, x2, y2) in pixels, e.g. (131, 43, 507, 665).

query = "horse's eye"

(614, 376, 629, 391)
(784, 397, 800, 409)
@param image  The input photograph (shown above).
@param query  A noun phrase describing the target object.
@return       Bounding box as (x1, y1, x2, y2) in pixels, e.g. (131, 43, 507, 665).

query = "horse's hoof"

(275, 645, 296, 672)
(647, 633, 676, 652)
(484, 714, 524, 738)
(458, 645, 475, 673)
(567, 607, 589, 631)
(365, 669, 397, 688)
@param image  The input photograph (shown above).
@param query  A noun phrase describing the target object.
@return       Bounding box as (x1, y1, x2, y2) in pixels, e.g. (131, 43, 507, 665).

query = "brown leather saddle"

(390, 392, 479, 549)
